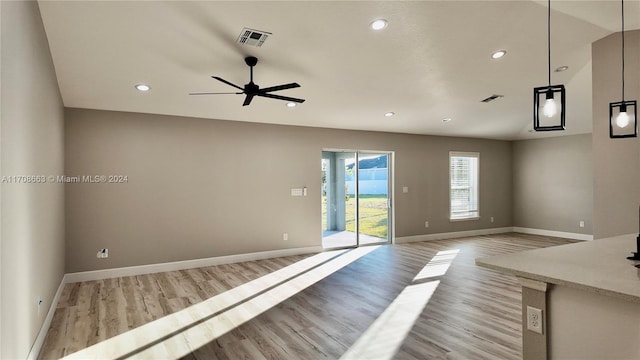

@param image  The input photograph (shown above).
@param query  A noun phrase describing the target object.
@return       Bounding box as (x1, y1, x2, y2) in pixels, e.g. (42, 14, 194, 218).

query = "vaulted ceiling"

(38, 1, 640, 140)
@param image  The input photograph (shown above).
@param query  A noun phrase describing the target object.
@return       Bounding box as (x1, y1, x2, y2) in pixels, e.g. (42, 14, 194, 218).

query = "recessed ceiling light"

(135, 84, 151, 92)
(555, 65, 569, 72)
(491, 50, 506, 59)
(442, 118, 452, 123)
(384, 112, 395, 117)
(370, 19, 388, 31)
(286, 102, 297, 108)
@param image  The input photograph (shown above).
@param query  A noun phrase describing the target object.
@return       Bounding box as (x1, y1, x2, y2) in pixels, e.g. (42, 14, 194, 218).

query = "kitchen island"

(476, 234, 640, 359)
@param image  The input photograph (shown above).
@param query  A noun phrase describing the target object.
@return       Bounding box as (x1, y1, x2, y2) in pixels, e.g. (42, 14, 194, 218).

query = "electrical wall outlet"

(527, 306, 543, 334)
(96, 248, 109, 259)
(579, 220, 585, 228)
(283, 233, 288, 241)
(425, 221, 429, 228)
(490, 216, 495, 223)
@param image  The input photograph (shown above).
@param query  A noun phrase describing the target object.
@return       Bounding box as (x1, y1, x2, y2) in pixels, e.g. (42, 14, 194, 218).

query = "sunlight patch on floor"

(62, 248, 351, 359)
(413, 249, 460, 281)
(341, 248, 460, 360)
(340, 281, 439, 360)
(63, 246, 380, 359)
(133, 245, 381, 358)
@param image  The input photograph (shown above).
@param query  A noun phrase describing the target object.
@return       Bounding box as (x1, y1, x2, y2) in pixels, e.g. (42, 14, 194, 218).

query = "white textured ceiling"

(38, 1, 640, 140)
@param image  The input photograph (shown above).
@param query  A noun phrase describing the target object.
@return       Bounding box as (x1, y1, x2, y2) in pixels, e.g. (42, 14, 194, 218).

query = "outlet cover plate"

(526, 306, 543, 334)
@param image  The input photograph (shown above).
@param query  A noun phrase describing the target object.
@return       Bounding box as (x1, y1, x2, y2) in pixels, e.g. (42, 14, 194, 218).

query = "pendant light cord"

(548, 0, 551, 86)
(621, 0, 625, 101)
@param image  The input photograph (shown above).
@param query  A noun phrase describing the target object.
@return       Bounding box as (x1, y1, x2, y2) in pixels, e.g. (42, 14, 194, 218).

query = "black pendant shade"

(610, 100, 637, 138)
(533, 0, 566, 132)
(534, 85, 566, 131)
(609, 0, 637, 139)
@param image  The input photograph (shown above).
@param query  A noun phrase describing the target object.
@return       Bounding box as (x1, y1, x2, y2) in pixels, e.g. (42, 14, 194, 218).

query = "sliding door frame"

(322, 149, 395, 248)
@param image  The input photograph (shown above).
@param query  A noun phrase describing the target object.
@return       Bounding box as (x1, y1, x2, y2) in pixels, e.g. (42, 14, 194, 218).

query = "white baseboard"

(65, 246, 322, 283)
(396, 227, 593, 244)
(512, 227, 593, 241)
(27, 275, 66, 360)
(396, 227, 513, 244)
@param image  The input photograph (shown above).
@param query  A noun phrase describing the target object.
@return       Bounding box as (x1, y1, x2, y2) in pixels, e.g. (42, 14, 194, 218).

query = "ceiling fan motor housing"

(245, 56, 258, 67)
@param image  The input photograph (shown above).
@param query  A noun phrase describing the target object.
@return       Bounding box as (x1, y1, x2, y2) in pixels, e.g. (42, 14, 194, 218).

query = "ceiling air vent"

(481, 94, 504, 103)
(237, 28, 271, 47)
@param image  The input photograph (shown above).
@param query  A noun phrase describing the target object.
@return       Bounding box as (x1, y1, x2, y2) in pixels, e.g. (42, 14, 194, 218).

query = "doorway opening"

(321, 151, 392, 249)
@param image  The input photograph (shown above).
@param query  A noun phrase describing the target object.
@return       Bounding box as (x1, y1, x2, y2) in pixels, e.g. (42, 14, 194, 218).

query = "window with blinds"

(449, 152, 479, 220)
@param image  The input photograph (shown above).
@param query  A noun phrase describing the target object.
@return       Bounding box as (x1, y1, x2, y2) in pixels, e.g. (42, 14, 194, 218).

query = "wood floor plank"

(38, 233, 574, 359)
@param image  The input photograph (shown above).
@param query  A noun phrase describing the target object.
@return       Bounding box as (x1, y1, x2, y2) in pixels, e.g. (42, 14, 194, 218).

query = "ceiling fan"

(190, 56, 305, 106)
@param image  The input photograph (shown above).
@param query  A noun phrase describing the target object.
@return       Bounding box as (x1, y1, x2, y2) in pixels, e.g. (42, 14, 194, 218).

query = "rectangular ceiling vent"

(237, 28, 271, 47)
(481, 94, 504, 103)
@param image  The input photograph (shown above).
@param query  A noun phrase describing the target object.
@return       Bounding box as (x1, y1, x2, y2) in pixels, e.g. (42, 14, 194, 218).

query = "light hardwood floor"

(39, 233, 574, 359)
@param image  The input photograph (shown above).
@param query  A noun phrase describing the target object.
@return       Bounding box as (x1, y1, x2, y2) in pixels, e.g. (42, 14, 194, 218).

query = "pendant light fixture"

(533, 0, 566, 131)
(609, 0, 637, 138)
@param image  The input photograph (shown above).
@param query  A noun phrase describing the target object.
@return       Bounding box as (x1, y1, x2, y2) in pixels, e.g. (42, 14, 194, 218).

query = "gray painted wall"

(512, 134, 593, 235)
(1, 1, 66, 358)
(592, 30, 640, 239)
(65, 108, 512, 272)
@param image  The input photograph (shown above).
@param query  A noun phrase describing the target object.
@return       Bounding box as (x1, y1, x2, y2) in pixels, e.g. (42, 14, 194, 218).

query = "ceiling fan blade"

(256, 92, 305, 103)
(189, 92, 243, 95)
(243, 94, 255, 106)
(259, 83, 301, 93)
(212, 76, 244, 91)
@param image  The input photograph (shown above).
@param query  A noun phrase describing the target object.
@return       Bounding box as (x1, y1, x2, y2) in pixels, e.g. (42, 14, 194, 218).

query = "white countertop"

(476, 234, 640, 303)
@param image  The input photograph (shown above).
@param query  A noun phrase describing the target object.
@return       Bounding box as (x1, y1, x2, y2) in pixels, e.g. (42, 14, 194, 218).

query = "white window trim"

(449, 151, 480, 222)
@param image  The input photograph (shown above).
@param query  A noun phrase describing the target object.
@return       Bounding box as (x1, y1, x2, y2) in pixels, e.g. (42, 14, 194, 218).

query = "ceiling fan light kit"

(609, 0, 637, 139)
(190, 56, 305, 107)
(533, 0, 566, 132)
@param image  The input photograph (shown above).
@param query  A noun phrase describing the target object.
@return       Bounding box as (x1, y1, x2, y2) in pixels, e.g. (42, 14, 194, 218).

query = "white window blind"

(449, 152, 479, 220)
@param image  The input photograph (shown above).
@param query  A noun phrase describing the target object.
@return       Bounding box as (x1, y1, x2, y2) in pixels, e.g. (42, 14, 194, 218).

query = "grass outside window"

(322, 195, 388, 239)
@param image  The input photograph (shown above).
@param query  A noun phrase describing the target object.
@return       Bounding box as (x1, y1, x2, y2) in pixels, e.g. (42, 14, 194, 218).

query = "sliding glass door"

(357, 152, 390, 246)
(322, 151, 391, 249)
